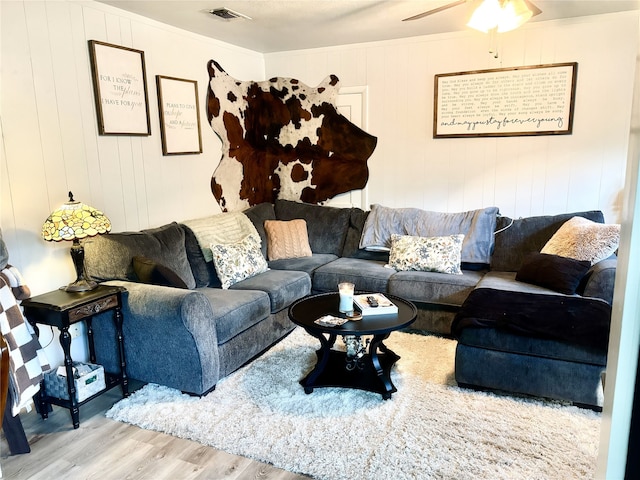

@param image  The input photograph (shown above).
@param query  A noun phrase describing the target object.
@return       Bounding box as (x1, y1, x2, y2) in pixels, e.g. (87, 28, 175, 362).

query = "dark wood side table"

(21, 285, 129, 429)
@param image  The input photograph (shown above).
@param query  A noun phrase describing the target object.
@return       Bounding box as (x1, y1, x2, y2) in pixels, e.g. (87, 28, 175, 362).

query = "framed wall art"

(88, 40, 151, 136)
(156, 75, 203, 155)
(434, 62, 578, 138)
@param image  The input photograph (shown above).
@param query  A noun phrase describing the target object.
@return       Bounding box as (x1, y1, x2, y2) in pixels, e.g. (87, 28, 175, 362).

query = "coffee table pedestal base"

(300, 332, 400, 400)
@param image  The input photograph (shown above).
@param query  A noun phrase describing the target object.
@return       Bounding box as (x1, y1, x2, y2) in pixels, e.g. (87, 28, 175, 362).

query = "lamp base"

(64, 278, 98, 292)
(65, 238, 98, 292)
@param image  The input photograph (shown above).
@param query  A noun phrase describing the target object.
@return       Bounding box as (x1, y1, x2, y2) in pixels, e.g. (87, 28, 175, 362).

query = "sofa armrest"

(94, 280, 220, 394)
(581, 257, 617, 305)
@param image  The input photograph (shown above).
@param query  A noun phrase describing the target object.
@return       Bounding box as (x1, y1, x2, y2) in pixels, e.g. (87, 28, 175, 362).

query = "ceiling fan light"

(466, 0, 502, 33)
(497, 0, 533, 32)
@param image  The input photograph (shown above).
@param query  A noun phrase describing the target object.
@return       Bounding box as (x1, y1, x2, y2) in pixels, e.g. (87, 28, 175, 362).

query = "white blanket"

(182, 212, 260, 262)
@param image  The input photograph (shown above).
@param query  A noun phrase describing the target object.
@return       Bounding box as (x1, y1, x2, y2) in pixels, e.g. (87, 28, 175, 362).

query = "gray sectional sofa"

(83, 200, 616, 408)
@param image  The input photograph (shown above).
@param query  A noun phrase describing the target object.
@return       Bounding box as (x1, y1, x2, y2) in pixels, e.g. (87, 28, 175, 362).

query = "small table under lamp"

(41, 192, 111, 292)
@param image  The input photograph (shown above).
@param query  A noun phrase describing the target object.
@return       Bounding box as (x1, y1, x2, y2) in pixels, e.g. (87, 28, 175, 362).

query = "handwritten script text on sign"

(435, 64, 575, 137)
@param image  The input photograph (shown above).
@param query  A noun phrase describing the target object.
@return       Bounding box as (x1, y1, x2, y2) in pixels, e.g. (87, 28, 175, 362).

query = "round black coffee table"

(288, 292, 417, 399)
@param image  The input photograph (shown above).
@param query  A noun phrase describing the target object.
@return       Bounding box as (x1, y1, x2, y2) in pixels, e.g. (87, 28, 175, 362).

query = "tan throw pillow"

(541, 216, 620, 265)
(264, 219, 312, 261)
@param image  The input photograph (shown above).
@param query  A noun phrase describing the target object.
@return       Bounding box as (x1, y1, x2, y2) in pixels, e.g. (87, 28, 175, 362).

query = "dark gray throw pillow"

(132, 256, 188, 289)
(516, 252, 591, 295)
(243, 202, 277, 257)
(84, 222, 196, 289)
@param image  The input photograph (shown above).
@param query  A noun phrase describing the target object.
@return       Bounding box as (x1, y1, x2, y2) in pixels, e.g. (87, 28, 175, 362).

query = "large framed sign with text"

(156, 75, 202, 155)
(434, 62, 577, 138)
(88, 40, 151, 136)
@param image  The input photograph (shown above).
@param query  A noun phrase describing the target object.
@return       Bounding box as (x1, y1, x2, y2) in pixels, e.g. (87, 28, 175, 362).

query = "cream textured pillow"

(210, 234, 268, 289)
(388, 233, 464, 275)
(183, 212, 259, 262)
(264, 219, 312, 261)
(541, 216, 620, 265)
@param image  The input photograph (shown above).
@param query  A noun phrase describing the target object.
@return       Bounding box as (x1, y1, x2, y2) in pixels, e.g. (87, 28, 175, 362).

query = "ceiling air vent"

(209, 8, 252, 21)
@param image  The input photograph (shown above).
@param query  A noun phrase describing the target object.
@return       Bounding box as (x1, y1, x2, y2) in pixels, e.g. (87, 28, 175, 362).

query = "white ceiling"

(97, 0, 640, 53)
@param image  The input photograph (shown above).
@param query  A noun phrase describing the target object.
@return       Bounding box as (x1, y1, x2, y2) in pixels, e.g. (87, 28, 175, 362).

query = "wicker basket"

(44, 362, 106, 402)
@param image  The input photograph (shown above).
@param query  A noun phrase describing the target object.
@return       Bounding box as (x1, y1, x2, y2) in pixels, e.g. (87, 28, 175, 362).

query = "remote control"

(367, 295, 379, 307)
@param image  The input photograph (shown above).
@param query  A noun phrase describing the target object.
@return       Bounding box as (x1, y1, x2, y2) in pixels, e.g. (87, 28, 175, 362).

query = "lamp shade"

(42, 192, 111, 292)
(42, 192, 111, 242)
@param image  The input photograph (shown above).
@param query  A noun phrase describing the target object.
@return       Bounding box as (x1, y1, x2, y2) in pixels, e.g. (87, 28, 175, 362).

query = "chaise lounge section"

(452, 211, 616, 408)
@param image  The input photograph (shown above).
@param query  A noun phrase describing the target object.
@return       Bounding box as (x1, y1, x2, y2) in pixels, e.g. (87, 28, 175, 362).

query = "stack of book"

(353, 293, 398, 316)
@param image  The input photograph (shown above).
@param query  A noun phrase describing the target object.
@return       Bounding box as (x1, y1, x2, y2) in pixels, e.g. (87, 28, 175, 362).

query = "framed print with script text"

(434, 62, 577, 138)
(156, 75, 203, 155)
(88, 40, 151, 135)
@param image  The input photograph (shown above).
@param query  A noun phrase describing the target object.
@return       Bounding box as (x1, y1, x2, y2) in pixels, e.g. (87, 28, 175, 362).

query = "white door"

(326, 86, 370, 210)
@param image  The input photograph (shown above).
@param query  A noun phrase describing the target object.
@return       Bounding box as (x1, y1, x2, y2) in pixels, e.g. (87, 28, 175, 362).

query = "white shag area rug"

(107, 328, 601, 480)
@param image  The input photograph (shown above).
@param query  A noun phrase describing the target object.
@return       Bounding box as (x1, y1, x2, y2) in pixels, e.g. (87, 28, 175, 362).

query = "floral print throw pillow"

(210, 234, 269, 289)
(388, 233, 464, 275)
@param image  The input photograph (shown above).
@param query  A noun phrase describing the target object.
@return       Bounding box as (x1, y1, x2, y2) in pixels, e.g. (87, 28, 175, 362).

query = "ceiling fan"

(403, 0, 542, 33)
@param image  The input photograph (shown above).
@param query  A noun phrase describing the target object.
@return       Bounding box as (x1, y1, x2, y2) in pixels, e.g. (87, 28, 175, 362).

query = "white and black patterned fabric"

(0, 267, 50, 415)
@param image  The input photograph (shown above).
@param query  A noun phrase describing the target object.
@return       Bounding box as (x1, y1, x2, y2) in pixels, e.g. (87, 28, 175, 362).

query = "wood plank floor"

(1, 385, 310, 480)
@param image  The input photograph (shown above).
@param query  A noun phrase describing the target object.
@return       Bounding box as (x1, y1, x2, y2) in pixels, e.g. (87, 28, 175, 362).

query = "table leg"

(369, 333, 397, 400)
(59, 327, 80, 429)
(86, 318, 96, 363)
(113, 306, 129, 397)
(300, 330, 334, 393)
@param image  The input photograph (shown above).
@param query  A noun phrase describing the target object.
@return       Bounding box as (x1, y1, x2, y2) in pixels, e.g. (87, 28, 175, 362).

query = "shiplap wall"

(265, 12, 638, 223)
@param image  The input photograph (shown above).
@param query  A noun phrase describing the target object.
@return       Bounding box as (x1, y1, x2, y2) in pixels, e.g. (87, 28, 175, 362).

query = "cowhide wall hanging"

(206, 60, 377, 212)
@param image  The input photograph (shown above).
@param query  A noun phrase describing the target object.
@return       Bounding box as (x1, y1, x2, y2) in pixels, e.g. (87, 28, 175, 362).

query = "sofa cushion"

(359, 204, 499, 266)
(132, 256, 189, 289)
(274, 199, 351, 255)
(341, 208, 390, 261)
(84, 222, 196, 289)
(312, 257, 396, 293)
(388, 269, 485, 307)
(457, 327, 608, 365)
(516, 253, 591, 295)
(210, 234, 269, 289)
(580, 258, 617, 304)
(196, 288, 271, 344)
(342, 208, 367, 257)
(264, 219, 312, 261)
(491, 210, 605, 272)
(454, 339, 606, 407)
(230, 269, 311, 313)
(243, 202, 277, 257)
(182, 223, 223, 288)
(268, 253, 338, 276)
(478, 270, 570, 296)
(181, 224, 211, 288)
(389, 233, 464, 275)
(541, 216, 620, 265)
